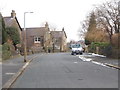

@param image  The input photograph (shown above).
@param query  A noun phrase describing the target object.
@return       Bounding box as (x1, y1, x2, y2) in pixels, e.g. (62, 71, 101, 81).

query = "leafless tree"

(78, 15, 90, 40)
(95, 0, 119, 43)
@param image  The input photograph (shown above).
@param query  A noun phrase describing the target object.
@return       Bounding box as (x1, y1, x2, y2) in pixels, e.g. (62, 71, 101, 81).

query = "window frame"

(34, 37, 41, 43)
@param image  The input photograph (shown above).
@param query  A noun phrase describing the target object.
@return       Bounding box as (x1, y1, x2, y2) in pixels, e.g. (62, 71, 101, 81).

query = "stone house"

(25, 23, 67, 53)
(2, 10, 67, 54)
(51, 28, 67, 52)
(24, 22, 52, 53)
(3, 10, 22, 45)
(3, 10, 22, 54)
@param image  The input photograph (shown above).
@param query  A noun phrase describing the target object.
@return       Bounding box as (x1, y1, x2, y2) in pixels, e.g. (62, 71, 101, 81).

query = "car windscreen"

(71, 44, 81, 48)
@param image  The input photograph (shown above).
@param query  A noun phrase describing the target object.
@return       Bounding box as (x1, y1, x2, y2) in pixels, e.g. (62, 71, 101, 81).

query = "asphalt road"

(2, 54, 38, 86)
(11, 53, 118, 88)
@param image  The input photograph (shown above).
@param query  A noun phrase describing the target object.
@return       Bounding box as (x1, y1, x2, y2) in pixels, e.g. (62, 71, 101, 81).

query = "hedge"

(2, 43, 11, 60)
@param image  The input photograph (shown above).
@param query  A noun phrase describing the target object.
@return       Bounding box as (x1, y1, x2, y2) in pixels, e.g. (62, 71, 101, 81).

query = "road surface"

(11, 53, 118, 88)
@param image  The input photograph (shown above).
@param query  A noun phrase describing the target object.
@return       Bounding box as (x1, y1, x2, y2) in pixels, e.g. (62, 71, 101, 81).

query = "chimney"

(45, 22, 48, 27)
(11, 10, 16, 18)
(45, 22, 49, 31)
(62, 27, 64, 31)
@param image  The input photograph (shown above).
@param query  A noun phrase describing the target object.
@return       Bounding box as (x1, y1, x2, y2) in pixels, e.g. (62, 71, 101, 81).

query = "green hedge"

(0, 45, 2, 52)
(88, 42, 119, 58)
(2, 43, 11, 60)
(2, 50, 11, 60)
(89, 42, 111, 55)
(0, 45, 2, 61)
(90, 42, 110, 48)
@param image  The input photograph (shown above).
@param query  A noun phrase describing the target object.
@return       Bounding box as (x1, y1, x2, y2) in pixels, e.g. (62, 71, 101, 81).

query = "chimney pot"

(11, 10, 16, 18)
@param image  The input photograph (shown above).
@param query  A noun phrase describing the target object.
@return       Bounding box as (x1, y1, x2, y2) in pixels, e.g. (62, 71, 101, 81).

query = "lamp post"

(118, 1, 120, 33)
(24, 12, 33, 62)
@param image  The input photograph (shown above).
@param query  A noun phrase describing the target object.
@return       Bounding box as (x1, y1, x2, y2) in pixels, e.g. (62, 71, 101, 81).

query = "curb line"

(2, 56, 38, 90)
(92, 60, 120, 70)
(79, 56, 120, 70)
(104, 63, 120, 70)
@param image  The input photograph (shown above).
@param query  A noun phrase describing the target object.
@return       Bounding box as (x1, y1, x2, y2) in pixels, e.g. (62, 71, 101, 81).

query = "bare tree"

(78, 15, 90, 41)
(95, 0, 119, 43)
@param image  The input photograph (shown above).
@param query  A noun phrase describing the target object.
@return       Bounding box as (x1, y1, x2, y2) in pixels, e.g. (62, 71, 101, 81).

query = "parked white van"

(71, 44, 84, 55)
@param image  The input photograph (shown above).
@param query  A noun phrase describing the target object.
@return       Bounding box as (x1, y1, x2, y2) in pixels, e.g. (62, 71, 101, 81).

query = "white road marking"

(79, 55, 110, 68)
(92, 53, 106, 57)
(74, 62, 78, 63)
(6, 73, 15, 75)
(92, 61, 109, 68)
(79, 56, 92, 61)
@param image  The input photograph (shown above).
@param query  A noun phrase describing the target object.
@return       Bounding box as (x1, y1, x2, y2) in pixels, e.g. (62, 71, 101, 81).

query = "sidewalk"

(2, 54, 39, 87)
(79, 53, 120, 70)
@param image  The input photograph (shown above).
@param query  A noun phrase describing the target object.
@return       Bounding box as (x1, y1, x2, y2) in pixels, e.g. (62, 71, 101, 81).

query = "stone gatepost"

(96, 46, 99, 54)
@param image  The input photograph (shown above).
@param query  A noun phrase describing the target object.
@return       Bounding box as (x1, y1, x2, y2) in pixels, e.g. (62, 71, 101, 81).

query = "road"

(11, 53, 118, 88)
(2, 54, 38, 86)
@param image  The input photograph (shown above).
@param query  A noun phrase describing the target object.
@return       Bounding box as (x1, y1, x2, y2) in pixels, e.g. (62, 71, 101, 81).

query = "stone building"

(51, 28, 67, 52)
(3, 10, 23, 55)
(2, 10, 67, 54)
(25, 24, 67, 53)
(3, 10, 22, 41)
(24, 22, 52, 53)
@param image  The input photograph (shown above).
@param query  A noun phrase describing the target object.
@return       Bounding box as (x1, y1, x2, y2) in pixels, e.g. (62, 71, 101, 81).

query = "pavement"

(2, 53, 40, 89)
(78, 53, 120, 70)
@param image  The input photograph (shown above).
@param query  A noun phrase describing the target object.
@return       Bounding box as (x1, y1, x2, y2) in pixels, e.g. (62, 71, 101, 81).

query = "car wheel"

(80, 52, 83, 55)
(71, 52, 74, 55)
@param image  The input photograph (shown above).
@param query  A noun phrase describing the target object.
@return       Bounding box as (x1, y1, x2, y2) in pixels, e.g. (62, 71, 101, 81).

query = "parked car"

(71, 44, 84, 55)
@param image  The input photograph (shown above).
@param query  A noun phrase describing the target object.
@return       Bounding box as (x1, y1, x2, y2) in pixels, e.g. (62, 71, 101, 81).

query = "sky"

(0, 0, 111, 42)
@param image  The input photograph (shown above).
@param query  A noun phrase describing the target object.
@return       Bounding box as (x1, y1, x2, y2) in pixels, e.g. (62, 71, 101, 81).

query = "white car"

(71, 44, 84, 55)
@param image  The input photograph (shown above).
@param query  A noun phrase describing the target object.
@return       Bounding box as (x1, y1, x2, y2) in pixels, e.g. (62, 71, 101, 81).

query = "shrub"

(102, 44, 112, 57)
(0, 45, 2, 51)
(85, 39, 91, 45)
(6, 27, 20, 49)
(2, 43, 11, 60)
(112, 33, 120, 49)
(89, 42, 111, 55)
(2, 50, 11, 60)
(0, 45, 2, 61)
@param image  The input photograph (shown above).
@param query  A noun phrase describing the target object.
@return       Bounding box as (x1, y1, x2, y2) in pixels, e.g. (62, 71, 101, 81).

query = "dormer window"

(34, 37, 41, 43)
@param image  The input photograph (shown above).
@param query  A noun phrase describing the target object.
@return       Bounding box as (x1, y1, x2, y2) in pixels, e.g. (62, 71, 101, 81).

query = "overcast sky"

(0, 0, 111, 42)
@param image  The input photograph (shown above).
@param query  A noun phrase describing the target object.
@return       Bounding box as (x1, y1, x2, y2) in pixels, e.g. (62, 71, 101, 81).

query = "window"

(34, 37, 41, 43)
(38, 37, 40, 41)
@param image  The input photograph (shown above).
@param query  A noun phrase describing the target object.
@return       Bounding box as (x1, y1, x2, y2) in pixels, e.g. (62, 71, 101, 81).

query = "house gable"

(3, 10, 22, 32)
(3, 10, 22, 44)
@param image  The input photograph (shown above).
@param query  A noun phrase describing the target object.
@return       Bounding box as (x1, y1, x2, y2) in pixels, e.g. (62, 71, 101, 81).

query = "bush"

(2, 43, 11, 60)
(2, 50, 11, 60)
(0, 45, 2, 61)
(102, 44, 112, 57)
(89, 42, 110, 54)
(112, 33, 120, 49)
(6, 27, 20, 49)
(0, 45, 2, 52)
(85, 39, 91, 45)
(111, 48, 120, 59)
